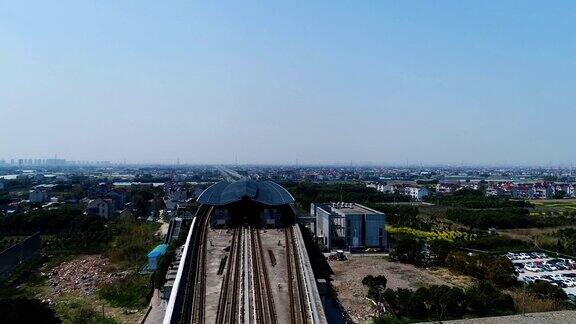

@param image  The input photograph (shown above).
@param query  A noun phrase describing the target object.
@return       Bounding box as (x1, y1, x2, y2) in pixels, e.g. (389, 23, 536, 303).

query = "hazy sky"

(1, 1, 575, 165)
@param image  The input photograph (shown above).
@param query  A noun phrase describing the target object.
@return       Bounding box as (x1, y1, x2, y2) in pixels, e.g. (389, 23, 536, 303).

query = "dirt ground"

(329, 254, 473, 323)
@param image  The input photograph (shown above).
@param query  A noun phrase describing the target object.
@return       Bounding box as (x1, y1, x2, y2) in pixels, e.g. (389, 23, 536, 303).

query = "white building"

(405, 187, 429, 201)
(85, 198, 113, 219)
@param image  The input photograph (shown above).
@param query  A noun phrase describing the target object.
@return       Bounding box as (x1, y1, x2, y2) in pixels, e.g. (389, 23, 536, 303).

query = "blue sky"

(1, 1, 575, 165)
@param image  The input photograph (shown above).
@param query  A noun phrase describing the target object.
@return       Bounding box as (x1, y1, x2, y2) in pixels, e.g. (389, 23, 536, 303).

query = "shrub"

(527, 280, 568, 302)
(98, 274, 151, 308)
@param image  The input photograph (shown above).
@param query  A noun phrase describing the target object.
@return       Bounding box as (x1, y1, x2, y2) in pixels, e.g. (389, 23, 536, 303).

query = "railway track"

(178, 204, 211, 324)
(286, 226, 309, 324)
(190, 207, 212, 324)
(215, 228, 243, 324)
(186, 217, 312, 324)
(251, 228, 278, 323)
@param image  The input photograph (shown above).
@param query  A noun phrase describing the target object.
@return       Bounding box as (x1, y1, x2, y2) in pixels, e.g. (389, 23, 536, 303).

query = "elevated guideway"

(163, 205, 327, 324)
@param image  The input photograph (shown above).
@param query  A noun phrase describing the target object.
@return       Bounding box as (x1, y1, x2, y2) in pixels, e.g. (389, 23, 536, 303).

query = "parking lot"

(506, 252, 576, 297)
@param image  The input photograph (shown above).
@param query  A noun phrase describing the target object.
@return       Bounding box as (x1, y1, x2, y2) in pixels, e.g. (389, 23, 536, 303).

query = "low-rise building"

(310, 202, 387, 251)
(405, 186, 429, 200)
(29, 189, 48, 203)
(85, 198, 114, 219)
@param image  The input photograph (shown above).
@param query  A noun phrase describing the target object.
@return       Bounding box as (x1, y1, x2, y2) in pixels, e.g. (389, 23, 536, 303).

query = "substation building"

(197, 178, 296, 228)
(311, 202, 387, 251)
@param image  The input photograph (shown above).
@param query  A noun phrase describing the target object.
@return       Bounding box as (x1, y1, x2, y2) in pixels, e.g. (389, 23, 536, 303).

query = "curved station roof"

(197, 179, 295, 206)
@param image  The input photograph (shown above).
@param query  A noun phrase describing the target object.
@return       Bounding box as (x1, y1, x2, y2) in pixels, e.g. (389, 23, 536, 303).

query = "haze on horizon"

(1, 1, 575, 166)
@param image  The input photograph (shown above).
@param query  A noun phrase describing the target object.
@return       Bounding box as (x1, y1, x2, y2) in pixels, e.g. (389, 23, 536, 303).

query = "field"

(530, 199, 576, 215)
(328, 254, 473, 323)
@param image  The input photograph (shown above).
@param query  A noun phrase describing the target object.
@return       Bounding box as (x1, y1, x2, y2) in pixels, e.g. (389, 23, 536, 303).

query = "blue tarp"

(148, 244, 168, 258)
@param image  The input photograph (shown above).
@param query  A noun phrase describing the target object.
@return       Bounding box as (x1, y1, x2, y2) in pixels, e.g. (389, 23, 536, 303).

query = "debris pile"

(45, 255, 129, 297)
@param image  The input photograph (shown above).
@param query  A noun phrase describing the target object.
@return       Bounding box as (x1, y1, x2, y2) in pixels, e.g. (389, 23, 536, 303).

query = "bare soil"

(329, 255, 473, 323)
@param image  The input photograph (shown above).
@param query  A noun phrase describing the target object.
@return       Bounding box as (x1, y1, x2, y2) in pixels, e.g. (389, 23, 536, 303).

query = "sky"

(1, 1, 575, 166)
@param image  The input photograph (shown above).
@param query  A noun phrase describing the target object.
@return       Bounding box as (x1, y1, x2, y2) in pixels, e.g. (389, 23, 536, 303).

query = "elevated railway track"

(164, 206, 326, 324)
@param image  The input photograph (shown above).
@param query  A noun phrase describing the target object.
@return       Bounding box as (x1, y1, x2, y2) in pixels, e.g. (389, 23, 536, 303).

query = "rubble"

(45, 255, 129, 297)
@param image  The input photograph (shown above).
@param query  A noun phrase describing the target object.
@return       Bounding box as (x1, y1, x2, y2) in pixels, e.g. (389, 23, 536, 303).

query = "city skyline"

(2, 1, 576, 165)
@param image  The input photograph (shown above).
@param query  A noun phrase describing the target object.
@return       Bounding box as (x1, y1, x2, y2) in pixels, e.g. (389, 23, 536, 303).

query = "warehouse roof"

(197, 179, 295, 206)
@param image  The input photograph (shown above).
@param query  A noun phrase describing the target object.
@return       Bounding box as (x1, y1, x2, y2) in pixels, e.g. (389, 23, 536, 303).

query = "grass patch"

(98, 274, 151, 308)
(106, 221, 161, 269)
(54, 296, 121, 324)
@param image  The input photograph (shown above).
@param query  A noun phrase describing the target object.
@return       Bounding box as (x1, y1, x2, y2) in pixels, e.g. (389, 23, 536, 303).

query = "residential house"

(405, 187, 430, 201)
(29, 189, 48, 203)
(85, 198, 114, 219)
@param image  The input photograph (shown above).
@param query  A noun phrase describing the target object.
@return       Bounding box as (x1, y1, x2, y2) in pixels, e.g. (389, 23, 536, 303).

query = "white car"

(525, 264, 540, 272)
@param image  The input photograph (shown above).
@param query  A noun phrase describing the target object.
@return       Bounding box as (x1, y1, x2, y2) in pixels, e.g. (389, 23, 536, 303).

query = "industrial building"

(311, 202, 387, 251)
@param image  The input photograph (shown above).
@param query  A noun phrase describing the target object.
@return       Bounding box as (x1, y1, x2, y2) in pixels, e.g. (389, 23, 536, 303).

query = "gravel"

(44, 255, 129, 297)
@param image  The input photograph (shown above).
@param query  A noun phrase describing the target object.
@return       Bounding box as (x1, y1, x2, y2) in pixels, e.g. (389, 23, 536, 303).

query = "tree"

(390, 235, 425, 266)
(362, 275, 388, 302)
(466, 282, 515, 316)
(527, 280, 568, 302)
(428, 239, 455, 265)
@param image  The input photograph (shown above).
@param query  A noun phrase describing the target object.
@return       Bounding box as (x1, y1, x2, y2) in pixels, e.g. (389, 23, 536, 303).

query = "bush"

(0, 208, 105, 235)
(362, 275, 387, 302)
(445, 252, 517, 288)
(431, 189, 532, 209)
(466, 282, 515, 316)
(106, 221, 160, 267)
(527, 280, 568, 302)
(283, 182, 411, 210)
(389, 235, 425, 266)
(456, 235, 531, 252)
(98, 274, 151, 308)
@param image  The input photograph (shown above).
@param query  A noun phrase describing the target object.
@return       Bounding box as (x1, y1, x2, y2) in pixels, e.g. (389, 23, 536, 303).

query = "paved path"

(438, 310, 576, 324)
(143, 289, 167, 324)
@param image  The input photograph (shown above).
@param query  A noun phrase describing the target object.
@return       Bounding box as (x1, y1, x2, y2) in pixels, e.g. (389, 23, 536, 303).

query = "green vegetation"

(445, 208, 529, 229)
(362, 275, 387, 301)
(445, 208, 574, 229)
(0, 297, 60, 324)
(368, 204, 430, 230)
(389, 233, 518, 287)
(0, 207, 105, 235)
(389, 235, 426, 266)
(387, 227, 475, 242)
(430, 188, 532, 209)
(531, 199, 576, 216)
(445, 251, 517, 288)
(107, 220, 160, 267)
(363, 274, 515, 322)
(98, 274, 151, 308)
(283, 182, 411, 210)
(544, 228, 576, 256)
(54, 297, 120, 324)
(458, 235, 531, 252)
(527, 280, 568, 302)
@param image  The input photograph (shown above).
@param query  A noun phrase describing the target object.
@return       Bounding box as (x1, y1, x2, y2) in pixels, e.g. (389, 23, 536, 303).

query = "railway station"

(197, 179, 296, 228)
(164, 179, 327, 324)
